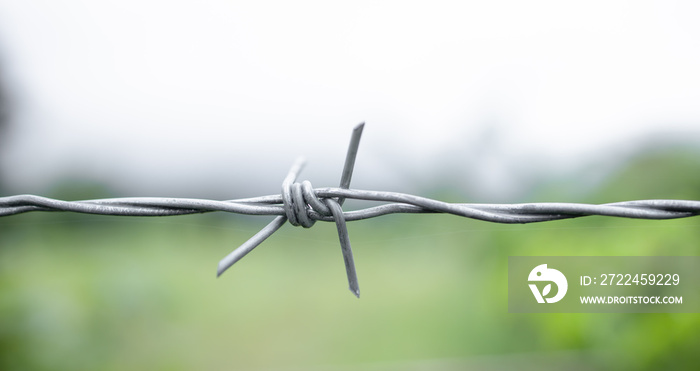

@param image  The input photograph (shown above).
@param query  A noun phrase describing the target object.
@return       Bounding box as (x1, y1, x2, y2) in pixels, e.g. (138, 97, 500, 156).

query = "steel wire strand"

(0, 194, 284, 217)
(1, 191, 699, 222)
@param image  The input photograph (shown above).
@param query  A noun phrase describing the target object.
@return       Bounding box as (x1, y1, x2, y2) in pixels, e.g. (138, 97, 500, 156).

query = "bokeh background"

(1, 1, 700, 370)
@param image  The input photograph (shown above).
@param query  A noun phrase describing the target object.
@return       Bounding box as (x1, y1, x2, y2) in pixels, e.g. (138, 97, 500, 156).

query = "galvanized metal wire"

(3, 189, 699, 222)
(2, 123, 700, 297)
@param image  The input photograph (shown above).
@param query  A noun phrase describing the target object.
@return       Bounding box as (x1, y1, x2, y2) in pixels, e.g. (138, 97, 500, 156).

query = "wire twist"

(1, 123, 700, 297)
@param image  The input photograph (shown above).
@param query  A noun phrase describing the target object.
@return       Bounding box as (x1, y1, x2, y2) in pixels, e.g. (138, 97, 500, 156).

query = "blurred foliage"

(1, 143, 700, 370)
(592, 144, 700, 202)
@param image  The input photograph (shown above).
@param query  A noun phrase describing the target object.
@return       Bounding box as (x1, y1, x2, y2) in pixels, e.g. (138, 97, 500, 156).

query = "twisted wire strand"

(2, 191, 699, 222)
(2, 122, 699, 297)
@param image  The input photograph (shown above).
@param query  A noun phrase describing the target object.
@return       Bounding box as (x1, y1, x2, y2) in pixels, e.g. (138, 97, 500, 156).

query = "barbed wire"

(2, 123, 700, 297)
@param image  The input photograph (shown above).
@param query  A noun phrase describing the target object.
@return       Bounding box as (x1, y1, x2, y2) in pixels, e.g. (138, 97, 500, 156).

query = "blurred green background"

(2, 143, 700, 371)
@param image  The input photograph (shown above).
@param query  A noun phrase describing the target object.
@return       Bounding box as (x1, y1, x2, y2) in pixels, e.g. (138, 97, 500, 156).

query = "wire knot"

(281, 180, 333, 228)
(221, 123, 365, 297)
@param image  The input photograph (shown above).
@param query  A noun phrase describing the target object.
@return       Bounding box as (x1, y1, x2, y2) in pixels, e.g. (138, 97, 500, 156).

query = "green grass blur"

(2, 144, 700, 370)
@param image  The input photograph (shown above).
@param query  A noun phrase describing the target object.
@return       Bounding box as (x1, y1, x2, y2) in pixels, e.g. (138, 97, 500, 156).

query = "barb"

(2, 123, 700, 297)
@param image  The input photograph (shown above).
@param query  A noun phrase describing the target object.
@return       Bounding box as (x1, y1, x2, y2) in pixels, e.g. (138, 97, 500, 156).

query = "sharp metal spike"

(333, 122, 365, 297)
(216, 215, 287, 277)
(216, 157, 306, 278)
(325, 198, 360, 298)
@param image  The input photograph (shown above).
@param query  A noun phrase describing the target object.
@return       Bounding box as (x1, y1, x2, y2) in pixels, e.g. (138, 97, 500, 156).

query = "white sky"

(0, 1, 699, 198)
